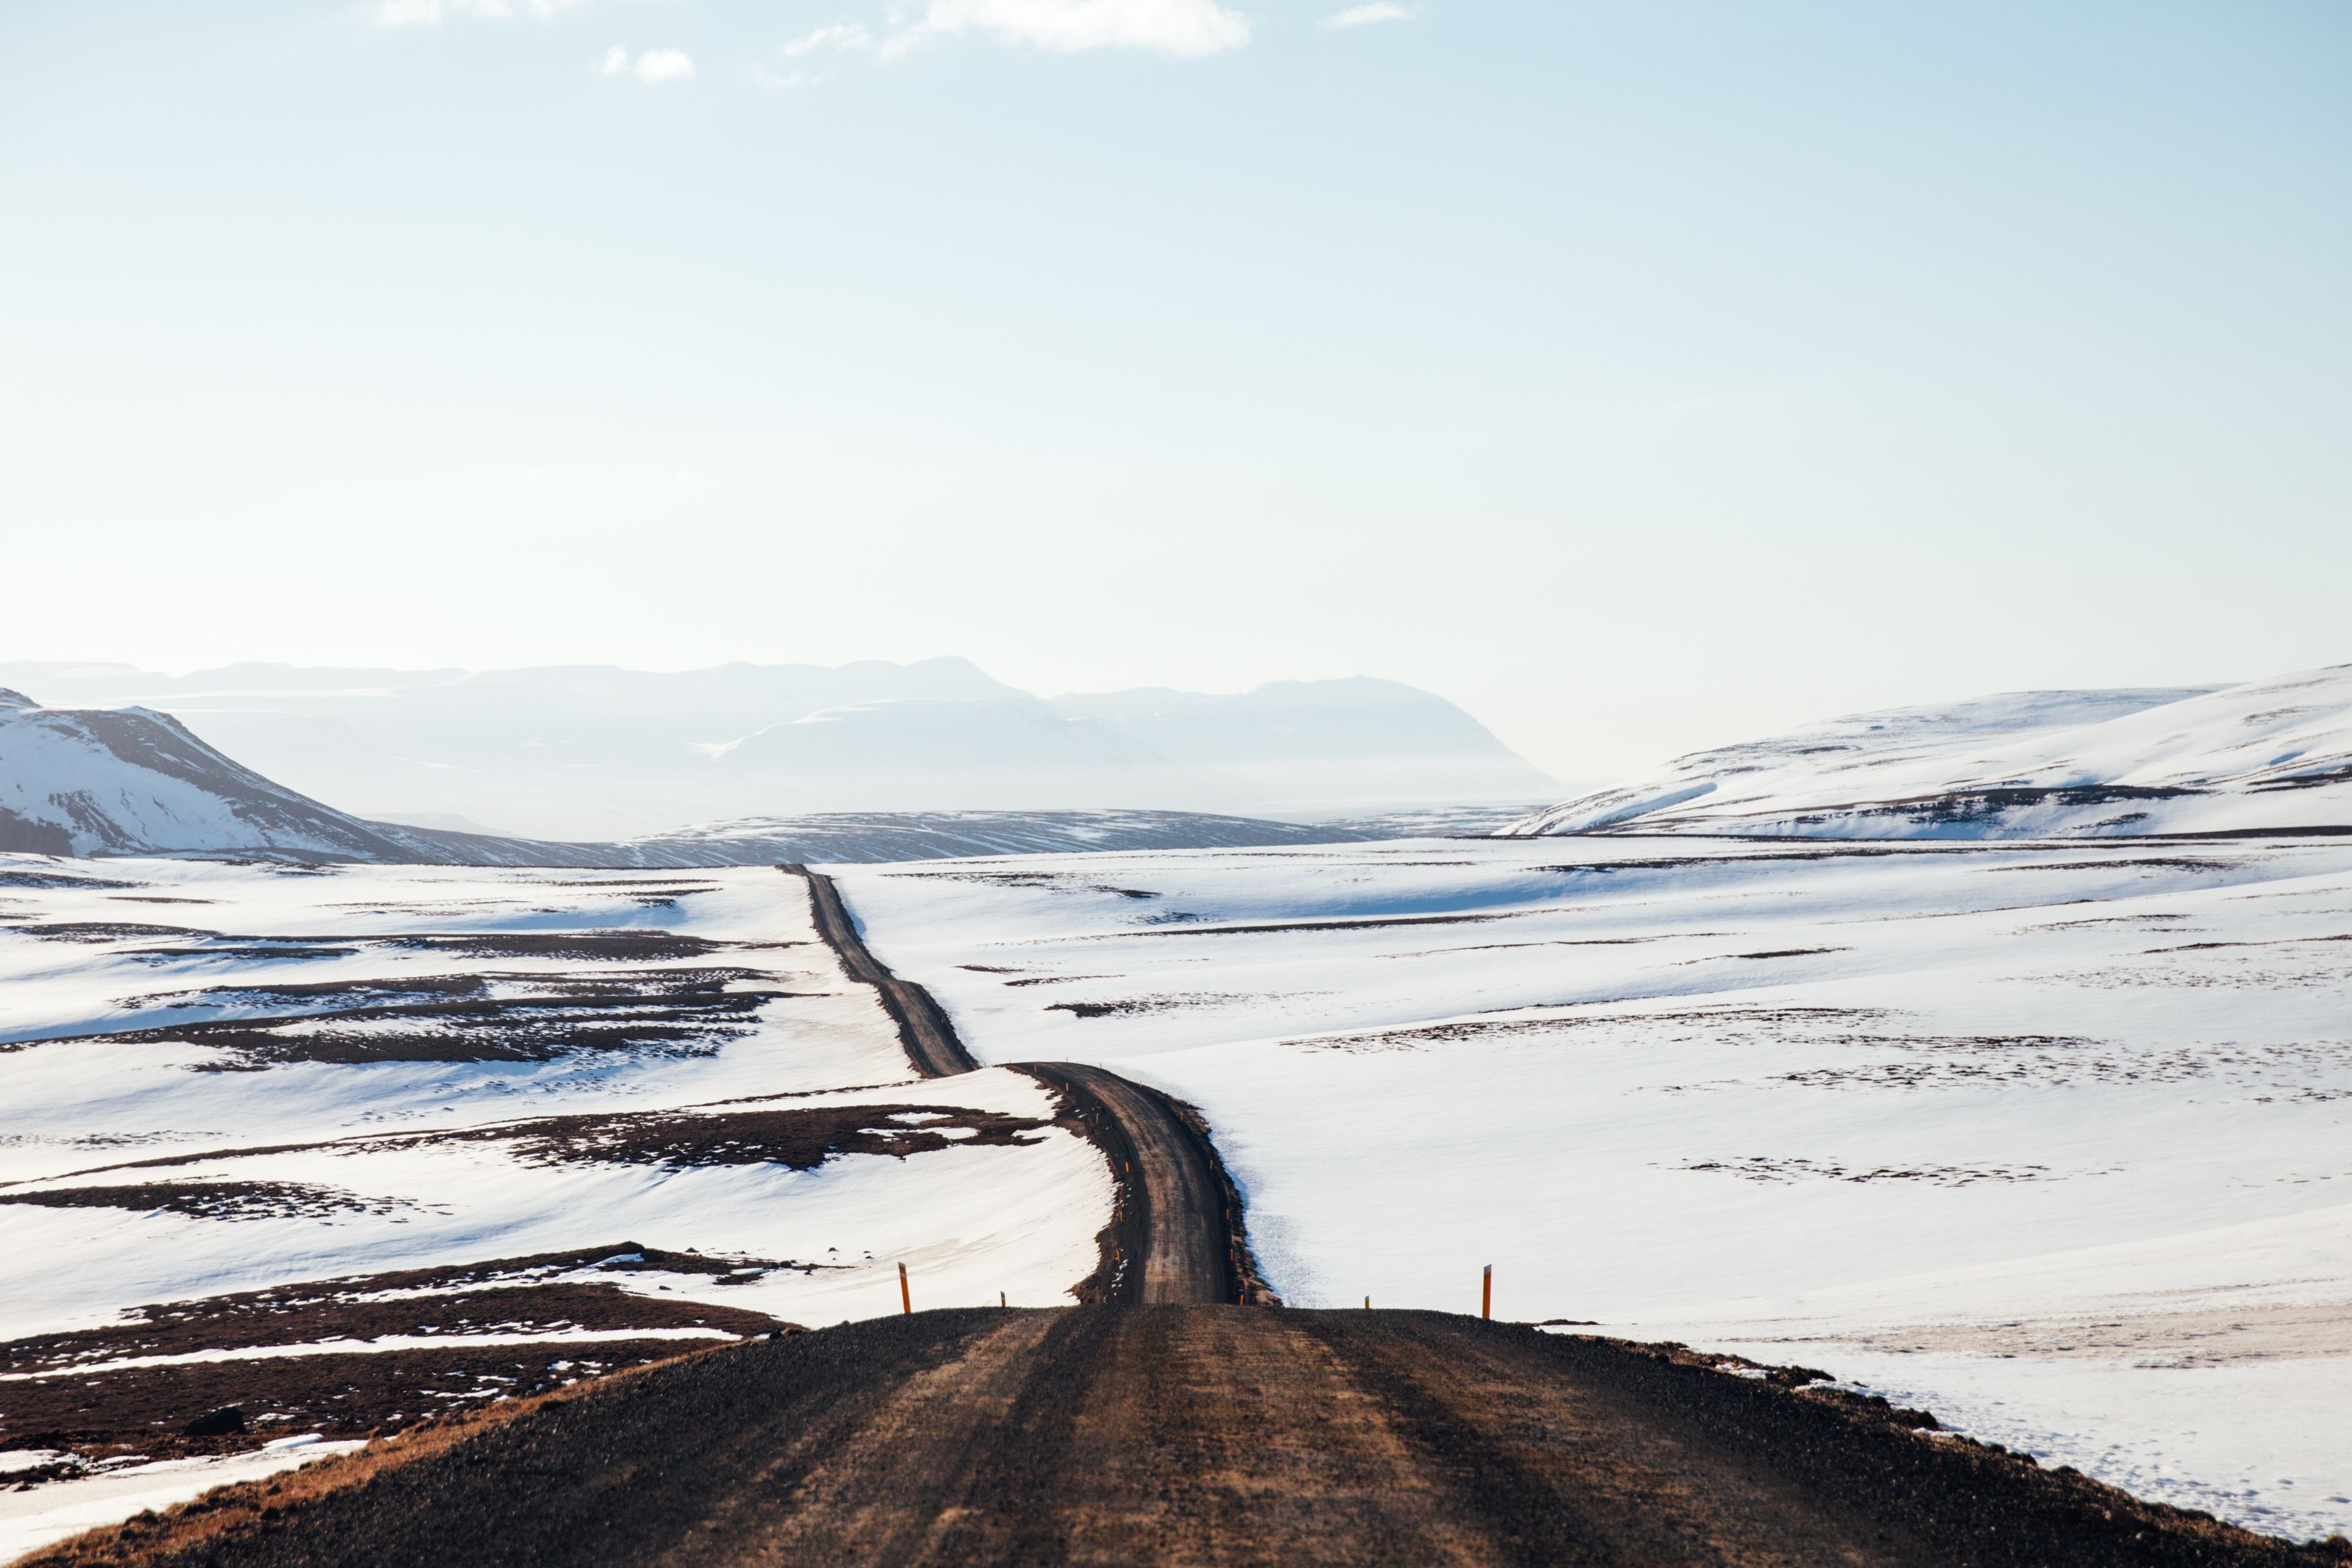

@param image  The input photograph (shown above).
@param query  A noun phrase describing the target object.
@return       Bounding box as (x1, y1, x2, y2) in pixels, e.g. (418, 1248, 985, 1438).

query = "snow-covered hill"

(0, 661, 1556, 840)
(0, 690, 478, 862)
(1501, 663, 2352, 839)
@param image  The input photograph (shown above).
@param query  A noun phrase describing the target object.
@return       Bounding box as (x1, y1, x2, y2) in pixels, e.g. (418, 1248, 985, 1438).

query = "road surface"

(28, 1307, 2329, 1568)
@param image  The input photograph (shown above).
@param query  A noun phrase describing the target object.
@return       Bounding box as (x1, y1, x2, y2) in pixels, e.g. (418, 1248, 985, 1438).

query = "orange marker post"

(899, 1262, 912, 1316)
(1481, 1264, 1493, 1321)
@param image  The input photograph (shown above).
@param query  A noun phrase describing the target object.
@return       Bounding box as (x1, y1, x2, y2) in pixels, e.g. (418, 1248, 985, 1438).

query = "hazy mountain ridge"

(0, 692, 1376, 866)
(1502, 664, 2352, 839)
(0, 660, 1557, 839)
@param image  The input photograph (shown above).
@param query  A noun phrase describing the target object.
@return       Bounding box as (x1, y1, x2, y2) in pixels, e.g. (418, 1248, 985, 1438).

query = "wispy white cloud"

(597, 44, 696, 80)
(752, 22, 875, 88)
(1322, 2, 1411, 28)
(883, 0, 1249, 59)
(365, 0, 622, 26)
(782, 21, 875, 59)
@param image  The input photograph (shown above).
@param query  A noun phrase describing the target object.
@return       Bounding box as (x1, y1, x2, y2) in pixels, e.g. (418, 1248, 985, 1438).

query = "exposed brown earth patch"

(1, 1247, 797, 1472)
(0, 1182, 413, 1222)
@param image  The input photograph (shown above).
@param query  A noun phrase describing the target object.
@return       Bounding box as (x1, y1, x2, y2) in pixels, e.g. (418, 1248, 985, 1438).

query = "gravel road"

(28, 1307, 2337, 1568)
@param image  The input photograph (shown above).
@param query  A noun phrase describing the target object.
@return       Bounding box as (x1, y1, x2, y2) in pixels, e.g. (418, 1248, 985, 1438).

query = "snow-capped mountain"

(0, 660, 1556, 840)
(1501, 664, 2352, 839)
(0, 689, 478, 862)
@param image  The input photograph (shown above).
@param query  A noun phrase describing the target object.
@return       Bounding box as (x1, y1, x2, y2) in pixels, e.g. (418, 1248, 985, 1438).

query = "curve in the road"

(778, 865, 1269, 1308)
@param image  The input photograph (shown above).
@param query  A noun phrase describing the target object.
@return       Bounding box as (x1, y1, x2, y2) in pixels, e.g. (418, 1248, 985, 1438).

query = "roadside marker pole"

(1363, 1296, 1371, 1310)
(899, 1262, 912, 1315)
(1000, 1291, 1007, 1309)
(1482, 1264, 1493, 1321)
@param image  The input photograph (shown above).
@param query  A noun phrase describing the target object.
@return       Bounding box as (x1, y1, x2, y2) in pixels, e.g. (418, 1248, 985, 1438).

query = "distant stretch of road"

(37, 1307, 2322, 1568)
(782, 865, 1251, 1308)
(788, 862, 978, 1077)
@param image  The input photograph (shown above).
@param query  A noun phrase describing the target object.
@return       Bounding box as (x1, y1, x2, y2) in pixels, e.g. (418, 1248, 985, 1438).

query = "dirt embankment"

(21, 1306, 2345, 1568)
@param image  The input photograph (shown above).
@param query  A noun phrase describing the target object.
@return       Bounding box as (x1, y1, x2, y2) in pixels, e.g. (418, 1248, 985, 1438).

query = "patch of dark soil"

(1289, 1004, 1890, 1054)
(0, 867, 134, 891)
(117, 974, 493, 1010)
(69, 975, 799, 1069)
(1044, 993, 1256, 1019)
(0, 1338, 734, 1468)
(7, 1273, 786, 1378)
(2, 922, 211, 943)
(383, 931, 737, 962)
(1720, 946, 1849, 960)
(1085, 910, 1521, 939)
(1675, 1156, 2056, 1186)
(1982, 858, 2240, 873)
(118, 944, 361, 963)
(0, 1182, 415, 1222)
(914, 872, 1160, 899)
(414, 1104, 1055, 1170)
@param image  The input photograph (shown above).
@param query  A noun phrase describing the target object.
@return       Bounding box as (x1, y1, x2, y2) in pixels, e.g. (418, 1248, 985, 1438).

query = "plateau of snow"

(1502, 662, 2352, 839)
(835, 831, 2352, 1543)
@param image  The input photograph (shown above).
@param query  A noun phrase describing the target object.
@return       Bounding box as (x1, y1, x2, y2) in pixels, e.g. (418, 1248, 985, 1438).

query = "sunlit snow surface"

(0, 860, 1109, 1336)
(837, 836, 2352, 1542)
(1504, 662, 2352, 838)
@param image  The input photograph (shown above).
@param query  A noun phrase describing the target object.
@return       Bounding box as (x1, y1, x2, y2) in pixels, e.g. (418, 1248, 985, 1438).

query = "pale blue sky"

(3, 1, 2347, 783)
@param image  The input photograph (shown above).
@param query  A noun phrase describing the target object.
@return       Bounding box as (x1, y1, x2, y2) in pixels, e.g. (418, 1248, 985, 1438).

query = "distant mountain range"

(0, 688, 1492, 865)
(1502, 664, 2352, 839)
(0, 659, 1559, 840)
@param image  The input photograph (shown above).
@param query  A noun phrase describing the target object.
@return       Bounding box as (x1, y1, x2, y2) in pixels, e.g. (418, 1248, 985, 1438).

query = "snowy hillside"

(0, 690, 482, 863)
(1502, 663, 2352, 839)
(0, 859, 1107, 1551)
(0, 661, 1556, 840)
(835, 835, 2352, 1542)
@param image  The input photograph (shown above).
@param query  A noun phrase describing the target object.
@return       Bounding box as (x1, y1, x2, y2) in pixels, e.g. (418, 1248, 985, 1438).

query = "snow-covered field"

(837, 834, 2352, 1542)
(0, 857, 1108, 1558)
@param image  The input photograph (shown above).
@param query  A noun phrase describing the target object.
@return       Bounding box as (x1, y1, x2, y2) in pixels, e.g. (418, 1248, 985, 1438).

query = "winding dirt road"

(783, 865, 1261, 1308)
